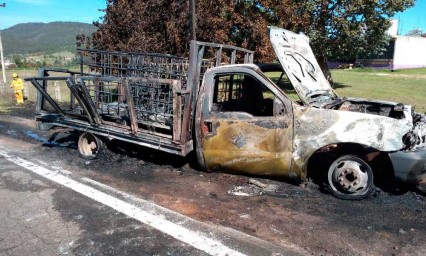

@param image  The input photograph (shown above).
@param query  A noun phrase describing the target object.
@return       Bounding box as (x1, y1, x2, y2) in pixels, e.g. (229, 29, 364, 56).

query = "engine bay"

(333, 99, 406, 119)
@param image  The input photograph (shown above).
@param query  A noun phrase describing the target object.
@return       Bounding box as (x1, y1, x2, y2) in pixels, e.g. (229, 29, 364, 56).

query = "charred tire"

(327, 155, 375, 200)
(78, 132, 103, 159)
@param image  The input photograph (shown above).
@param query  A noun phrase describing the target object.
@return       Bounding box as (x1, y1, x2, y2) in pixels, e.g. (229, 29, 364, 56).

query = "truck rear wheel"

(327, 155, 375, 200)
(78, 132, 103, 159)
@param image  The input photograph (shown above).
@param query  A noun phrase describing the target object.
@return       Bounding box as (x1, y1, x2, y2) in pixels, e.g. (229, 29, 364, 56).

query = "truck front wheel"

(78, 132, 103, 159)
(327, 155, 376, 200)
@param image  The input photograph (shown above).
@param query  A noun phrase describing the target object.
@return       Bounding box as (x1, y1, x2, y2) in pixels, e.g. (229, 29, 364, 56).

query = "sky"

(396, 0, 426, 34)
(0, 0, 425, 34)
(0, 0, 106, 29)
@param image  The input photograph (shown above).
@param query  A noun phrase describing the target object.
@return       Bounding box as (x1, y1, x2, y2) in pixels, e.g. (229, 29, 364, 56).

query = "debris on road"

(228, 179, 288, 197)
(227, 185, 263, 197)
(249, 178, 280, 192)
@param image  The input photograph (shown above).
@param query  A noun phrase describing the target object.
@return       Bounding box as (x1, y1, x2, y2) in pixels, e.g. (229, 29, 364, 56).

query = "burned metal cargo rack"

(27, 41, 254, 156)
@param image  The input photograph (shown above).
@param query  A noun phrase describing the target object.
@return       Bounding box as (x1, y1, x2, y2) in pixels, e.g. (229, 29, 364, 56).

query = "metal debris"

(227, 185, 263, 197)
(249, 179, 280, 192)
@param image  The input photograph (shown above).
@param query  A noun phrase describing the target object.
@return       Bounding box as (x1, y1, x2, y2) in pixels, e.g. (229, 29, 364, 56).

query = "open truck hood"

(268, 26, 336, 105)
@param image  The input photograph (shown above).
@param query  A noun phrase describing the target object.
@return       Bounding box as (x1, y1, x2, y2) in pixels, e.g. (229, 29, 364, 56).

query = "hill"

(2, 22, 97, 55)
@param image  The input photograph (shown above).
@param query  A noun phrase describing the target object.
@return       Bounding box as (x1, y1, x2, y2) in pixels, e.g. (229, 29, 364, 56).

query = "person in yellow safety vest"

(10, 73, 25, 104)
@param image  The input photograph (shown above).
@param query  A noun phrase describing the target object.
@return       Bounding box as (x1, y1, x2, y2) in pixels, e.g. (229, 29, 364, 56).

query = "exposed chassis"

(35, 113, 193, 156)
(26, 74, 193, 156)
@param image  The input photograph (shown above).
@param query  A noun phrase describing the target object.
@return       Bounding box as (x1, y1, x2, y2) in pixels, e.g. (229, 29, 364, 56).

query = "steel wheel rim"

(79, 133, 100, 158)
(328, 157, 372, 196)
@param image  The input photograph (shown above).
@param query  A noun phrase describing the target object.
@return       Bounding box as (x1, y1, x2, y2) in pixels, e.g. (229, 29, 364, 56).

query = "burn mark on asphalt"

(0, 171, 50, 193)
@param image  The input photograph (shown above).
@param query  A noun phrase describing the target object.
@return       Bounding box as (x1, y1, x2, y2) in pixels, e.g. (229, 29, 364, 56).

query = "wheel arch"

(305, 142, 393, 183)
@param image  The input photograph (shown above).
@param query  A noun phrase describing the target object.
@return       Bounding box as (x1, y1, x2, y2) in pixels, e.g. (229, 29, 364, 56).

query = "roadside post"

(0, 3, 6, 86)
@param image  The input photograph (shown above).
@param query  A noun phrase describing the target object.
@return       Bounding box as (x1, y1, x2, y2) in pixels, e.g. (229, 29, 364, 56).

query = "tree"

(13, 55, 23, 68)
(54, 57, 61, 66)
(406, 29, 423, 37)
(90, 0, 305, 62)
(90, 0, 414, 84)
(289, 0, 415, 83)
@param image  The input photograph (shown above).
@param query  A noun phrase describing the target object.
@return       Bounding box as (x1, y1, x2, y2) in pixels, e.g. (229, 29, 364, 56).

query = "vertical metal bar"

(124, 78, 139, 134)
(231, 50, 236, 65)
(36, 68, 46, 113)
(94, 79, 100, 107)
(186, 43, 205, 140)
(215, 47, 222, 66)
(165, 81, 172, 122)
(244, 52, 254, 64)
(70, 75, 76, 109)
(194, 45, 205, 92)
(77, 78, 102, 125)
(66, 79, 96, 124)
(118, 81, 125, 103)
(79, 50, 84, 75)
(107, 52, 110, 76)
(172, 80, 182, 142)
(30, 78, 66, 116)
(228, 75, 234, 101)
(181, 41, 199, 142)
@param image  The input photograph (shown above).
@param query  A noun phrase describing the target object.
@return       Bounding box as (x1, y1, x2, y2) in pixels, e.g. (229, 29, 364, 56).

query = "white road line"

(0, 149, 246, 256)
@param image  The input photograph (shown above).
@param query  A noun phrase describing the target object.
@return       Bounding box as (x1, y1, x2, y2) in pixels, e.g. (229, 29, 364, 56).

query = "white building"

(392, 35, 426, 69)
(387, 20, 399, 37)
(357, 19, 426, 70)
(4, 59, 15, 68)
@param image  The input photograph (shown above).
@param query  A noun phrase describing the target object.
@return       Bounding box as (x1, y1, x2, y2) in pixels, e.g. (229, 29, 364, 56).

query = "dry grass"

(0, 69, 72, 113)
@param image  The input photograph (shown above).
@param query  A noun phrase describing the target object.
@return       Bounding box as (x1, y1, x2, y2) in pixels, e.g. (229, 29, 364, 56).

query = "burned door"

(199, 70, 294, 176)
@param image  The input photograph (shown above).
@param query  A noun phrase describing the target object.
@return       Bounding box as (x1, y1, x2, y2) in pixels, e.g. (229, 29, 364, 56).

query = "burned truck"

(27, 27, 426, 200)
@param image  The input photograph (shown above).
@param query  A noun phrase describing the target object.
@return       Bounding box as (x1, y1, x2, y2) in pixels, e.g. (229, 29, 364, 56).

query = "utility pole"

(189, 0, 196, 40)
(0, 3, 6, 85)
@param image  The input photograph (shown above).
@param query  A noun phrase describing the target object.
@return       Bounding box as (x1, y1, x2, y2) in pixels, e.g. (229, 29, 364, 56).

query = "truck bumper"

(389, 150, 426, 184)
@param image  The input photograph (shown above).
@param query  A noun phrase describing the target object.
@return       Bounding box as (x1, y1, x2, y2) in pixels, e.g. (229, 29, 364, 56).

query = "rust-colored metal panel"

(202, 117, 293, 177)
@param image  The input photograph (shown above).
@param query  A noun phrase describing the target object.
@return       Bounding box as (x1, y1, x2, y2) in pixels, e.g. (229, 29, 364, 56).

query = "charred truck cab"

(27, 27, 426, 200)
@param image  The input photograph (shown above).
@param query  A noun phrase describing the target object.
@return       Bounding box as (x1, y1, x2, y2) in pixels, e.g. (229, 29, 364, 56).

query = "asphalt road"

(0, 146, 296, 256)
(0, 113, 425, 255)
(0, 155, 210, 255)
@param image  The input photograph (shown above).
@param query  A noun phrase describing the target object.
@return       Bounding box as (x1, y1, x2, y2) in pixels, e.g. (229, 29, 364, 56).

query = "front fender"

(292, 107, 412, 172)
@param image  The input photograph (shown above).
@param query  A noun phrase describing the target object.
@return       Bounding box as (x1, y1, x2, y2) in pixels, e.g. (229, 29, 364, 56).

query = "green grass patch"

(347, 67, 377, 73)
(331, 69, 426, 113)
(264, 68, 426, 113)
(347, 67, 426, 75)
(390, 68, 426, 75)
